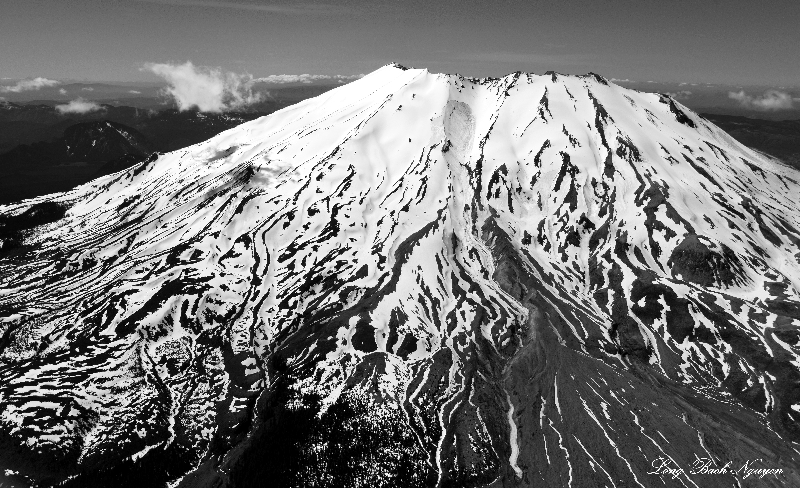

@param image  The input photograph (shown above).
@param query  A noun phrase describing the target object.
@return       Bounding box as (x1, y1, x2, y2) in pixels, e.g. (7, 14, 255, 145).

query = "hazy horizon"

(2, 0, 799, 85)
(3, 70, 799, 120)
(2, 0, 798, 117)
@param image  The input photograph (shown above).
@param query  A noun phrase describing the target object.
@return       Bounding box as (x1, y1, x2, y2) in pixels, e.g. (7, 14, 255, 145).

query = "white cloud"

(254, 74, 364, 84)
(144, 61, 263, 112)
(59, 88, 68, 95)
(0, 77, 60, 93)
(128, 90, 142, 94)
(666, 90, 692, 100)
(728, 89, 794, 111)
(82, 87, 94, 91)
(610, 78, 632, 83)
(55, 98, 104, 114)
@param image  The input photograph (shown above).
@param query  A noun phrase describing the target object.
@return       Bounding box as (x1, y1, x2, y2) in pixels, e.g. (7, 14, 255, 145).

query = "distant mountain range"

(0, 120, 153, 166)
(0, 105, 276, 204)
(0, 84, 349, 204)
(0, 102, 278, 153)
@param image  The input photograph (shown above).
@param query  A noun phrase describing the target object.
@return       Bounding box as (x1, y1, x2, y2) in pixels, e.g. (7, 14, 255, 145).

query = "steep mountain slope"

(1, 64, 800, 487)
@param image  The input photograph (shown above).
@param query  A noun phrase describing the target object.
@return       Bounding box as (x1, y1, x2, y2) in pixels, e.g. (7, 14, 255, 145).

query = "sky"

(1, 0, 798, 86)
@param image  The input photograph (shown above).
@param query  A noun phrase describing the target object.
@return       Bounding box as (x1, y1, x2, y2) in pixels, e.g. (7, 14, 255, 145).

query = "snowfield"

(1, 64, 800, 487)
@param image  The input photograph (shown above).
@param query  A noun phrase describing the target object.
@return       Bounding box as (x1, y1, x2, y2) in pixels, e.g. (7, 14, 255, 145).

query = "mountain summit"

(2, 64, 800, 487)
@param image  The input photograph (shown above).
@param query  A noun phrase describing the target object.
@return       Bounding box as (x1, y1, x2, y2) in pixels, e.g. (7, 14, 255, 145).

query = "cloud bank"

(728, 89, 794, 111)
(0, 77, 60, 93)
(254, 74, 363, 84)
(55, 98, 104, 114)
(145, 61, 263, 112)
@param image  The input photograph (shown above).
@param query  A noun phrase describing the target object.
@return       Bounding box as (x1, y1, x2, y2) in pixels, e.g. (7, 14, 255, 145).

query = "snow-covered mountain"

(2, 64, 800, 487)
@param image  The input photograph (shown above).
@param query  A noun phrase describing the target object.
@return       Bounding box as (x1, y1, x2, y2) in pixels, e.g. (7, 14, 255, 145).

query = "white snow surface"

(1, 63, 800, 485)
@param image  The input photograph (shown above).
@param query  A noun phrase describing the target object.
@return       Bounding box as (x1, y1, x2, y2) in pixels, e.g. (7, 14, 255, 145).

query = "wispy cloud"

(0, 77, 60, 93)
(56, 98, 104, 114)
(82, 87, 94, 92)
(132, 0, 354, 15)
(129, 90, 142, 94)
(728, 89, 794, 111)
(59, 88, 68, 95)
(610, 78, 633, 83)
(666, 90, 692, 100)
(254, 74, 363, 84)
(144, 61, 263, 112)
